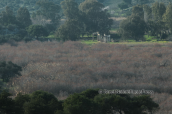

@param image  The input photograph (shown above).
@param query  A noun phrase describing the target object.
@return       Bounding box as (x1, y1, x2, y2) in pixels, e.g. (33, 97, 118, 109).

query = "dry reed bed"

(1, 41, 172, 113)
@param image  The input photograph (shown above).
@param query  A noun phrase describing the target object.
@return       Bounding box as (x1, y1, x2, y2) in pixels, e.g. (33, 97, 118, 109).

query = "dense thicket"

(56, 0, 113, 41)
(0, 88, 159, 114)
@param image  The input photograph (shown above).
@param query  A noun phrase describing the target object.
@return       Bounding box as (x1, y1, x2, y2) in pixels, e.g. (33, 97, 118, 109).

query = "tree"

(79, 89, 99, 100)
(0, 61, 22, 82)
(55, 19, 82, 41)
(79, 0, 113, 36)
(14, 93, 30, 114)
(152, 2, 166, 21)
(60, 0, 84, 40)
(23, 90, 61, 114)
(119, 15, 147, 41)
(63, 93, 98, 114)
(132, 5, 144, 19)
(0, 6, 17, 26)
(26, 25, 49, 38)
(0, 90, 15, 114)
(131, 95, 159, 114)
(94, 94, 159, 114)
(36, 0, 61, 32)
(16, 7, 32, 29)
(143, 4, 152, 23)
(61, 0, 80, 20)
(94, 94, 130, 114)
(163, 3, 172, 32)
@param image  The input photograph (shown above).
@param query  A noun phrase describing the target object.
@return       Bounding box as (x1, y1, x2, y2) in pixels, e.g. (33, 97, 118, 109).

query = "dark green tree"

(55, 19, 82, 41)
(163, 3, 172, 32)
(132, 5, 144, 19)
(152, 2, 166, 21)
(0, 6, 17, 26)
(143, 4, 152, 23)
(94, 94, 130, 114)
(0, 61, 22, 82)
(16, 7, 32, 29)
(119, 15, 147, 41)
(36, 0, 61, 32)
(79, 0, 113, 35)
(60, 0, 84, 40)
(94, 94, 159, 114)
(130, 95, 159, 114)
(63, 93, 98, 114)
(26, 25, 49, 38)
(61, 0, 80, 20)
(0, 90, 15, 114)
(23, 90, 61, 114)
(79, 89, 99, 100)
(14, 93, 30, 114)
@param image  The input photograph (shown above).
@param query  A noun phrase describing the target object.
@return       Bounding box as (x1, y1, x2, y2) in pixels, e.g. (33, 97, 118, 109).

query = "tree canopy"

(16, 7, 32, 29)
(26, 25, 49, 38)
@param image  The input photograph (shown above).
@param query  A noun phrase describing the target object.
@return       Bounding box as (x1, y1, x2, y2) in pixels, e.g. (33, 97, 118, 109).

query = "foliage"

(119, 15, 147, 41)
(61, 0, 80, 20)
(163, 3, 172, 31)
(63, 93, 98, 114)
(14, 93, 31, 114)
(16, 7, 32, 29)
(143, 4, 152, 22)
(94, 94, 159, 114)
(152, 2, 166, 21)
(79, 89, 99, 99)
(0, 90, 15, 114)
(0, 61, 22, 82)
(0, 6, 17, 26)
(23, 90, 61, 114)
(35, 0, 61, 32)
(26, 25, 49, 38)
(58, 0, 84, 41)
(55, 19, 82, 41)
(118, 3, 129, 10)
(79, 0, 113, 35)
(132, 5, 144, 19)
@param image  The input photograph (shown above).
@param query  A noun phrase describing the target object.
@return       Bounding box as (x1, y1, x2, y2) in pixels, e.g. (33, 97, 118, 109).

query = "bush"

(0, 61, 22, 82)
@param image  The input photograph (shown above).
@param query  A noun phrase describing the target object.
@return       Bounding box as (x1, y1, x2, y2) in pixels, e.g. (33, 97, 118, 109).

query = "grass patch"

(45, 34, 55, 38)
(81, 40, 100, 45)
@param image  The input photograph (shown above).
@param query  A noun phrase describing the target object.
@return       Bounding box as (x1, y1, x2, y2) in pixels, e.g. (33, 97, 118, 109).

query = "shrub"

(0, 61, 22, 82)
